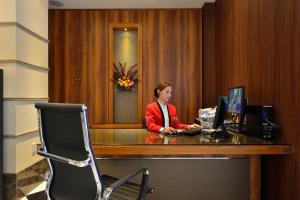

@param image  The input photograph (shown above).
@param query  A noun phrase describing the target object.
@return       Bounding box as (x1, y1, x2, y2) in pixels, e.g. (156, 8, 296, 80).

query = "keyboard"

(179, 128, 202, 136)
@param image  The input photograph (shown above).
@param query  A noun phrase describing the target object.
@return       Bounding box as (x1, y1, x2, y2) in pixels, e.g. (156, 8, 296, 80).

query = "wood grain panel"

(293, 0, 300, 199)
(202, 0, 298, 199)
(250, 156, 261, 200)
(202, 3, 216, 107)
(173, 10, 202, 123)
(90, 10, 109, 124)
(215, 0, 233, 96)
(49, 9, 202, 125)
(49, 10, 109, 124)
(142, 9, 202, 124)
(49, 10, 78, 103)
(108, 10, 143, 23)
(92, 144, 290, 158)
(76, 10, 109, 124)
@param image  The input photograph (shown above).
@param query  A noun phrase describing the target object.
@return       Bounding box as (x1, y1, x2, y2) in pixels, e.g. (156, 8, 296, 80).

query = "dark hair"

(154, 82, 172, 98)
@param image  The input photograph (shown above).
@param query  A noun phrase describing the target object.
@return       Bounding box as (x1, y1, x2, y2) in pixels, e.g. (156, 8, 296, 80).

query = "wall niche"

(108, 23, 142, 128)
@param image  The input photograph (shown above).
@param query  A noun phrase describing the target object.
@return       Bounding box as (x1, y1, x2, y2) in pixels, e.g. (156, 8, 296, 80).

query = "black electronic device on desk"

(210, 96, 229, 139)
(226, 86, 246, 133)
(179, 128, 203, 136)
(226, 122, 247, 133)
(245, 105, 278, 139)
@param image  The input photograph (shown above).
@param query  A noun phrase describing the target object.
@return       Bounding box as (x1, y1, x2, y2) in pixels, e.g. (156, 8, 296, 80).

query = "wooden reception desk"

(90, 129, 290, 200)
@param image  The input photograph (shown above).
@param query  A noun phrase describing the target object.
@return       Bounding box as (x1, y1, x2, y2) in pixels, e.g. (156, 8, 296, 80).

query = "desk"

(90, 129, 290, 200)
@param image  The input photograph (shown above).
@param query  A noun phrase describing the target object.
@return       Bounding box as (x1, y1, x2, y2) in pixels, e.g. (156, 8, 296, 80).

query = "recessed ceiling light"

(124, 28, 128, 31)
(49, 0, 64, 7)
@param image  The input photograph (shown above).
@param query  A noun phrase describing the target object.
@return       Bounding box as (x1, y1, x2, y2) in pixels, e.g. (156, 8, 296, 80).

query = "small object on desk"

(180, 128, 203, 136)
(214, 138, 223, 143)
(170, 131, 179, 136)
(211, 130, 230, 139)
(202, 128, 216, 135)
(165, 129, 179, 136)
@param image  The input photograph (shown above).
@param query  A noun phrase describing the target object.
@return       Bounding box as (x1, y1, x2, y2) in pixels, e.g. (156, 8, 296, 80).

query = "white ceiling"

(49, 0, 216, 9)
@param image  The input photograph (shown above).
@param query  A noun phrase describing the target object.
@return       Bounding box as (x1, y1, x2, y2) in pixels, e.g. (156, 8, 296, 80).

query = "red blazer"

(146, 101, 188, 133)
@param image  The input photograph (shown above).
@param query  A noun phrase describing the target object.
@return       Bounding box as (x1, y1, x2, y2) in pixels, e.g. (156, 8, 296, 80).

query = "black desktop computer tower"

(245, 105, 277, 139)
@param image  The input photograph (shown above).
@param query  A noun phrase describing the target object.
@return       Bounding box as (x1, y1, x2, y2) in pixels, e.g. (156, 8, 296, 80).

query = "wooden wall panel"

(142, 10, 202, 123)
(76, 11, 109, 124)
(203, 0, 299, 199)
(49, 11, 78, 103)
(49, 10, 109, 124)
(293, 0, 300, 198)
(173, 10, 202, 123)
(108, 10, 143, 23)
(92, 11, 109, 124)
(202, 3, 216, 107)
(49, 9, 202, 125)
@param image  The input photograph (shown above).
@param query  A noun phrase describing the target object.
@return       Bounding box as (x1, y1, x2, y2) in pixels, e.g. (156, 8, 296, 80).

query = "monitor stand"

(226, 122, 246, 133)
(211, 124, 229, 139)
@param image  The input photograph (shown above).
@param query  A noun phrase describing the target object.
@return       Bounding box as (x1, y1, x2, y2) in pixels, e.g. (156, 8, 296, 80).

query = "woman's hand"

(188, 124, 202, 129)
(162, 127, 177, 134)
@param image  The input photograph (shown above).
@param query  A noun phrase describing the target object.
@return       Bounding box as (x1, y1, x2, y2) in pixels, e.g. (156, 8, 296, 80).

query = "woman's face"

(158, 86, 172, 103)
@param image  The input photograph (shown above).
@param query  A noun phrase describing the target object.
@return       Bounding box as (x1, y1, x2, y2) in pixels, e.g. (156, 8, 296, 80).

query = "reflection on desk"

(90, 129, 275, 145)
(146, 133, 177, 144)
(89, 129, 290, 200)
(89, 129, 290, 159)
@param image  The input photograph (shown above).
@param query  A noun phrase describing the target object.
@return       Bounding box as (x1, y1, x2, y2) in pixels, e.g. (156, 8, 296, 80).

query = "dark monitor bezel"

(221, 96, 228, 112)
(227, 86, 245, 115)
(213, 96, 225, 129)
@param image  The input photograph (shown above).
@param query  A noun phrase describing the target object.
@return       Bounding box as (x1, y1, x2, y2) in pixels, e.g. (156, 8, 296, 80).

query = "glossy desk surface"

(90, 129, 291, 158)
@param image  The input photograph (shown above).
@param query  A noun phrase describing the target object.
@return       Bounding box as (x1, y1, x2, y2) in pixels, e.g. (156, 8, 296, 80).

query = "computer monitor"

(213, 96, 226, 129)
(221, 96, 228, 112)
(212, 96, 229, 138)
(228, 86, 245, 114)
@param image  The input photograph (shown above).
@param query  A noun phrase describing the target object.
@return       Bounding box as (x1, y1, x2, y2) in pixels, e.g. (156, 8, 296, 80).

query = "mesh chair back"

(35, 103, 102, 200)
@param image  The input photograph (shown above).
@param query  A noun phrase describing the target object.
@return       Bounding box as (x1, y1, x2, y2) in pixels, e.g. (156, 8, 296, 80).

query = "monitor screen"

(228, 86, 245, 114)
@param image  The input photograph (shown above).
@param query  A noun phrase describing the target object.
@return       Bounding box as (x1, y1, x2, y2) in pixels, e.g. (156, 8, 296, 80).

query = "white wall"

(0, 0, 48, 174)
(0, 63, 48, 98)
(0, 26, 16, 60)
(0, 0, 16, 21)
(16, 0, 48, 39)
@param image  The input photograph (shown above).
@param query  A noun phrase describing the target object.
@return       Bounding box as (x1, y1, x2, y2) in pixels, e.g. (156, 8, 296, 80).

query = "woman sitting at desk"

(146, 82, 201, 134)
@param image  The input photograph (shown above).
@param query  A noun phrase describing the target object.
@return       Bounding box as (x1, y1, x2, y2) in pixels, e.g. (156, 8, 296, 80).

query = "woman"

(146, 82, 201, 134)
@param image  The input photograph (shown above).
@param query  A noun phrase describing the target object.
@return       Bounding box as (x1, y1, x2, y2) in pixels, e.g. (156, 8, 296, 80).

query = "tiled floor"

(4, 160, 48, 199)
(20, 181, 46, 200)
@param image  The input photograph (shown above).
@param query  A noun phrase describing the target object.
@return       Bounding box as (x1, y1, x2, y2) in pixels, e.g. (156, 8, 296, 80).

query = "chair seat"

(102, 175, 153, 200)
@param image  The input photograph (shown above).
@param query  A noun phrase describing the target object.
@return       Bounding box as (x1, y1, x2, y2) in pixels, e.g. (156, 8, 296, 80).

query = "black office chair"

(35, 103, 153, 200)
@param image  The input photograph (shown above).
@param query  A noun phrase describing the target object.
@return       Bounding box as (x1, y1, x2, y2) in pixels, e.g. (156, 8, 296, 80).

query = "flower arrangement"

(112, 62, 138, 91)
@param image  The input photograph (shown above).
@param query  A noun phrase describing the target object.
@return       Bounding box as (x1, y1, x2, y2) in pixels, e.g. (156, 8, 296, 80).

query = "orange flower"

(112, 62, 138, 91)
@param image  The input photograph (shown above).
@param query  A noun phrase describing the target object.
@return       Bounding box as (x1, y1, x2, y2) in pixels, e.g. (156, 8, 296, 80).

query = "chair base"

(102, 175, 153, 200)
(26, 191, 47, 200)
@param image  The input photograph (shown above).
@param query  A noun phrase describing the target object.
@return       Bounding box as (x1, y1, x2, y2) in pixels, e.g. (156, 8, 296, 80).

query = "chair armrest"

(103, 168, 150, 200)
(38, 148, 90, 167)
